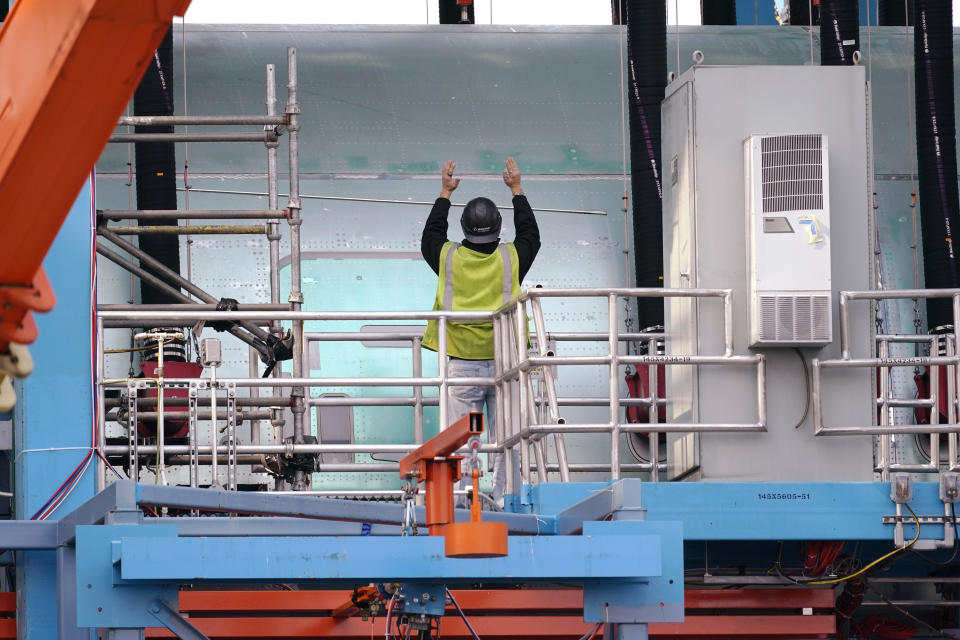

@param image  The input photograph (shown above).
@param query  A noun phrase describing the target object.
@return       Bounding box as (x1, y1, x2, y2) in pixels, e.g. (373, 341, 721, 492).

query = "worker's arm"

(503, 157, 540, 280)
(421, 160, 460, 274)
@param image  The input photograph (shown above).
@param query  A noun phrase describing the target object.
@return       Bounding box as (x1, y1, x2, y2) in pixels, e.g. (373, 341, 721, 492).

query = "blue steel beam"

(142, 516, 404, 537)
(135, 482, 550, 534)
(583, 521, 684, 624)
(0, 520, 57, 548)
(641, 481, 947, 540)
(112, 532, 661, 582)
(536, 481, 950, 541)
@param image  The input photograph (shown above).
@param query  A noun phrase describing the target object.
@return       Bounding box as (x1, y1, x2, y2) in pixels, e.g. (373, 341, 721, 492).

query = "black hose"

(611, 0, 623, 25)
(789, 0, 818, 25)
(439, 0, 474, 24)
(912, 0, 960, 328)
(701, 0, 737, 25)
(878, 0, 914, 25)
(133, 26, 181, 306)
(819, 0, 859, 66)
(625, 0, 666, 329)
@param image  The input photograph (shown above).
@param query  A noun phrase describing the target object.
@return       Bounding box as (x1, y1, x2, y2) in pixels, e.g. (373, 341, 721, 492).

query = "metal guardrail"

(813, 289, 960, 480)
(492, 287, 766, 487)
(96, 287, 767, 493)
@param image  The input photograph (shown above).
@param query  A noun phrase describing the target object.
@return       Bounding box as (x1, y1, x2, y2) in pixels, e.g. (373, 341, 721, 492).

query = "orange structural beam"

(143, 615, 834, 639)
(0, 0, 190, 337)
(397, 412, 483, 479)
(157, 588, 836, 639)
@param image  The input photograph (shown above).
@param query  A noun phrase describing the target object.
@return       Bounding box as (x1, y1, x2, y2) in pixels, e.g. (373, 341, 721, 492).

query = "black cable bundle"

(701, 0, 737, 25)
(625, 0, 666, 329)
(133, 26, 181, 305)
(820, 0, 859, 65)
(878, 0, 914, 25)
(789, 0, 819, 25)
(439, 0, 474, 24)
(913, 0, 960, 328)
(611, 0, 623, 25)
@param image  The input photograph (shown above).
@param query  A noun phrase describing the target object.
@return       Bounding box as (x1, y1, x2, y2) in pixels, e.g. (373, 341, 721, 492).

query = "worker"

(421, 157, 540, 507)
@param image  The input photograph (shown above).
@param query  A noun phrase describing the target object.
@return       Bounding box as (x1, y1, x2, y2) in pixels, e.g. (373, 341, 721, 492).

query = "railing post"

(438, 317, 448, 431)
(412, 336, 424, 444)
(515, 300, 531, 490)
(879, 339, 890, 481)
(647, 335, 659, 482)
(609, 293, 621, 480)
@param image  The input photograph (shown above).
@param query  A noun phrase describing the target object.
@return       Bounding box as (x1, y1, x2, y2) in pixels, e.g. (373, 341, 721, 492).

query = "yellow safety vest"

(422, 241, 522, 359)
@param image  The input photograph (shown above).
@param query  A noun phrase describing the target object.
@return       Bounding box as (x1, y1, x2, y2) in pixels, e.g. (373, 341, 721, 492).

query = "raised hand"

(502, 157, 522, 195)
(440, 160, 460, 199)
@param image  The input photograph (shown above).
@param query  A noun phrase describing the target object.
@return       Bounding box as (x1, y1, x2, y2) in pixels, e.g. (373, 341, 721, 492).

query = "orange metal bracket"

(398, 412, 484, 536)
(0, 0, 191, 352)
(397, 412, 507, 557)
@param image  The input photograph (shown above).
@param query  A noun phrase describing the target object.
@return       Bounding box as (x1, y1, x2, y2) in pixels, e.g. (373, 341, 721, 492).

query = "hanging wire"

(674, 0, 680, 76)
(181, 16, 194, 285)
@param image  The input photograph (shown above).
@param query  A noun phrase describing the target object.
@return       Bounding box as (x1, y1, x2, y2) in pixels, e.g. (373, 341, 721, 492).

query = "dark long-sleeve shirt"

(420, 194, 540, 280)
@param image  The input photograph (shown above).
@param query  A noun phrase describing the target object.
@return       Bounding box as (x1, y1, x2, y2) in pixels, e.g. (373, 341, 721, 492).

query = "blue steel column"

(14, 178, 96, 639)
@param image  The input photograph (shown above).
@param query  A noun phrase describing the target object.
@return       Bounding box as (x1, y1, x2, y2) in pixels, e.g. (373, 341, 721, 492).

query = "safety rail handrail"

(96, 308, 495, 491)
(813, 288, 960, 480)
(491, 287, 766, 488)
(96, 287, 767, 493)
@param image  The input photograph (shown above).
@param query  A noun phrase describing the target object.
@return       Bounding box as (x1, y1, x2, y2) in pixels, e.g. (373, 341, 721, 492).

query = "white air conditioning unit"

(745, 133, 832, 347)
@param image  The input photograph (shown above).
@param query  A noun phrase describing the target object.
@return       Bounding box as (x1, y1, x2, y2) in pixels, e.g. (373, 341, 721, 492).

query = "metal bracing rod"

(102, 376, 495, 388)
(103, 443, 501, 455)
(286, 46, 307, 489)
(118, 114, 286, 126)
(99, 309, 492, 322)
(105, 394, 288, 409)
(306, 331, 425, 341)
(107, 409, 271, 422)
(173, 186, 608, 216)
(100, 303, 289, 312)
(109, 131, 278, 143)
(265, 62, 284, 459)
(548, 331, 668, 341)
(817, 424, 960, 435)
(102, 224, 267, 235)
(101, 210, 286, 220)
(96, 245, 273, 361)
(98, 227, 272, 342)
(97, 244, 197, 306)
(508, 421, 766, 439)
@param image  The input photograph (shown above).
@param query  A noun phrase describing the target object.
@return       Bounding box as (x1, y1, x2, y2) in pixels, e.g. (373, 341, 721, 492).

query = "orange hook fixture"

(397, 412, 508, 558)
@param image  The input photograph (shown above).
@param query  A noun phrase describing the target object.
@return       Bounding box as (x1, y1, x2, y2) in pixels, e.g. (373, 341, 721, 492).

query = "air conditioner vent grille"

(760, 134, 824, 213)
(757, 293, 831, 343)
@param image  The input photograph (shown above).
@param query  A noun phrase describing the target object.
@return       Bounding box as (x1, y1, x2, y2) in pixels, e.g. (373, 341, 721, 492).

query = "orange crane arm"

(0, 0, 190, 351)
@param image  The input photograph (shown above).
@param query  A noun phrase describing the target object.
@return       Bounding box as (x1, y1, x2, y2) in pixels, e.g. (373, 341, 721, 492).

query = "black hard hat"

(460, 197, 502, 243)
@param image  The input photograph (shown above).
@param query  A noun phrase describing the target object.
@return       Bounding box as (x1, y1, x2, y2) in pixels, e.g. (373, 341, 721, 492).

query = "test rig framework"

(3, 13, 960, 640)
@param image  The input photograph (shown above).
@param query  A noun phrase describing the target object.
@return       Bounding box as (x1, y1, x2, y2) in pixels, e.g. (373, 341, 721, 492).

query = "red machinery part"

(625, 365, 666, 424)
(137, 361, 204, 439)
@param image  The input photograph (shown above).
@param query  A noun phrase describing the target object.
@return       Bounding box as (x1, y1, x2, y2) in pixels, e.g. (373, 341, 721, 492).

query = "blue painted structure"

(2, 477, 955, 636)
(13, 177, 95, 640)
